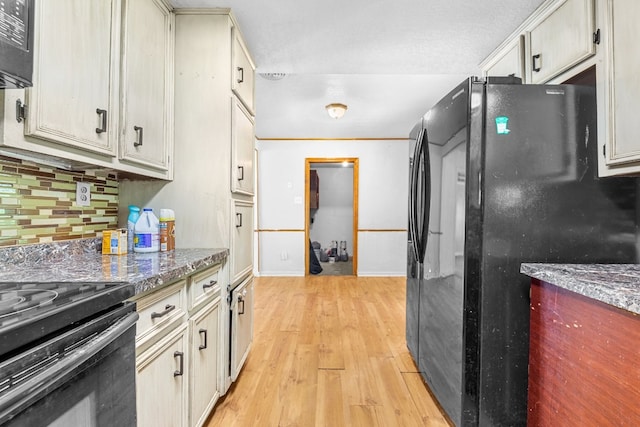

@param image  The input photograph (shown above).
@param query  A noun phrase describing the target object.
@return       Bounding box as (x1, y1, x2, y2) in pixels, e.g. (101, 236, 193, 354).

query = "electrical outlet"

(76, 182, 91, 206)
(281, 251, 288, 261)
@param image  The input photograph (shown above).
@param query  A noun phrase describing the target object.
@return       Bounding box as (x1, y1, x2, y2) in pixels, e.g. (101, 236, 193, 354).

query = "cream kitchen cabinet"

(527, 0, 596, 84)
(232, 98, 255, 196)
(0, 0, 174, 180)
(230, 275, 253, 382)
(25, 0, 120, 157)
(137, 323, 189, 427)
(232, 29, 256, 115)
(597, 0, 640, 175)
(483, 36, 525, 80)
(133, 262, 226, 427)
(232, 200, 254, 285)
(120, 0, 174, 174)
(189, 298, 221, 427)
(481, 0, 597, 85)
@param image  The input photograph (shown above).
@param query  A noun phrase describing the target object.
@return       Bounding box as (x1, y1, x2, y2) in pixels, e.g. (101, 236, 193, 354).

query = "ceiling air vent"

(259, 73, 286, 81)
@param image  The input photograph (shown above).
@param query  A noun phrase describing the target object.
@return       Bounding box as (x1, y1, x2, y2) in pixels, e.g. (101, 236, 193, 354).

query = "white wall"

(310, 166, 353, 255)
(256, 139, 409, 276)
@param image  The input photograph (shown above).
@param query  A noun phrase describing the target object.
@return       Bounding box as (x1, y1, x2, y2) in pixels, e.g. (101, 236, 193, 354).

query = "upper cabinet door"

(484, 36, 525, 81)
(231, 98, 255, 196)
(232, 29, 255, 115)
(120, 0, 173, 172)
(26, 0, 120, 156)
(528, 0, 596, 84)
(600, 0, 640, 170)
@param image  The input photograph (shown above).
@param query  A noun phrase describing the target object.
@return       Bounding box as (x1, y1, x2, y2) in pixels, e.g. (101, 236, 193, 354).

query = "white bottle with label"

(134, 208, 160, 253)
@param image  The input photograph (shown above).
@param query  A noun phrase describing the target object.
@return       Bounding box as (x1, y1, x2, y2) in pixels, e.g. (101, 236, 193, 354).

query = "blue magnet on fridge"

(495, 116, 510, 134)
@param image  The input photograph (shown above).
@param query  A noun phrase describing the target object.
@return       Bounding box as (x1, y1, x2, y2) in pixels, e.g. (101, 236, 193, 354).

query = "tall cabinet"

(118, 9, 256, 417)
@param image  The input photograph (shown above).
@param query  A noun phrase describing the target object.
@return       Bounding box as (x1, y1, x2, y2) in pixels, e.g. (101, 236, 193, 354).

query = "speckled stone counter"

(0, 238, 228, 295)
(521, 263, 640, 315)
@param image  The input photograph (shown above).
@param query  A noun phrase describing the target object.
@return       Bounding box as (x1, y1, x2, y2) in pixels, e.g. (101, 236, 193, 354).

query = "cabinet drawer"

(135, 279, 187, 352)
(188, 264, 223, 312)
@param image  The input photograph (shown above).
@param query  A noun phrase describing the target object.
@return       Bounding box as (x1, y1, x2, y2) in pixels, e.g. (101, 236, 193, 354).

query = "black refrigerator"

(406, 76, 639, 426)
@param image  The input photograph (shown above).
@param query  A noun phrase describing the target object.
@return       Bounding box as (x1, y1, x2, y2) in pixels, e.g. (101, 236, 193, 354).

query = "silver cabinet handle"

(236, 213, 243, 228)
(238, 165, 244, 181)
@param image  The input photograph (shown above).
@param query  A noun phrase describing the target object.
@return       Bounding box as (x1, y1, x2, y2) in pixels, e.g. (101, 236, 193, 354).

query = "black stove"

(0, 281, 134, 359)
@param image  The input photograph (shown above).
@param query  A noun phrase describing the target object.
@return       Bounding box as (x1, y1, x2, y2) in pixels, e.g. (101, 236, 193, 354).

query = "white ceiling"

(169, 0, 545, 139)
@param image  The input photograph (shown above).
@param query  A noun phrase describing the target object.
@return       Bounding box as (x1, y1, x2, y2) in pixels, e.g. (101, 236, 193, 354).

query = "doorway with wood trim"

(305, 158, 359, 276)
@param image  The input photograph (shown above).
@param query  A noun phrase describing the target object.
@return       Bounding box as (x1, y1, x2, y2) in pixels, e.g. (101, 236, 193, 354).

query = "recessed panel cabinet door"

(601, 0, 640, 168)
(232, 200, 254, 285)
(231, 276, 253, 381)
(484, 36, 525, 81)
(120, 0, 172, 171)
(137, 324, 188, 427)
(231, 99, 255, 196)
(232, 29, 255, 115)
(528, 0, 595, 84)
(26, 0, 120, 156)
(190, 299, 221, 427)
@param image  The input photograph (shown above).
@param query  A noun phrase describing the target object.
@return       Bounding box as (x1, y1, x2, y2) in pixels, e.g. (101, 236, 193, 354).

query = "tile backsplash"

(0, 155, 119, 247)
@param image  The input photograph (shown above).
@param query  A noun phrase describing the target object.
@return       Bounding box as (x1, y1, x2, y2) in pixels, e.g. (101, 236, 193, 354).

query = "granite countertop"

(0, 241, 229, 295)
(521, 263, 640, 315)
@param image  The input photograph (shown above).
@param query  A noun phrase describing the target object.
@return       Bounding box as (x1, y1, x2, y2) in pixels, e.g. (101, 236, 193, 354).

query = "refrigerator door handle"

(417, 128, 431, 262)
(409, 129, 423, 260)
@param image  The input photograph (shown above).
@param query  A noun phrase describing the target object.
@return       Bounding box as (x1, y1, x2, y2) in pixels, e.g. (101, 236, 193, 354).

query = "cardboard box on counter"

(102, 229, 128, 255)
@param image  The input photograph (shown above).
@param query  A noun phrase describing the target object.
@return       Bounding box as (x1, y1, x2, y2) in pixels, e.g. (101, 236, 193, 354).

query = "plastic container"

(134, 208, 159, 253)
(127, 205, 140, 252)
(159, 208, 175, 252)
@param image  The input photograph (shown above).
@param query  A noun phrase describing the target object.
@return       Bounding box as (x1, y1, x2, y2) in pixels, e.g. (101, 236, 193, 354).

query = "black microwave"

(0, 0, 34, 89)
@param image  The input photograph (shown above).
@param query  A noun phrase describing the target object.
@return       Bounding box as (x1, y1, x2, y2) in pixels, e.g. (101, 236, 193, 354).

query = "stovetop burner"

(0, 289, 58, 319)
(0, 281, 134, 359)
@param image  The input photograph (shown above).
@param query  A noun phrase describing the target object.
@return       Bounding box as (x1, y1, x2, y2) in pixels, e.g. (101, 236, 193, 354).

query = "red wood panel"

(528, 278, 640, 426)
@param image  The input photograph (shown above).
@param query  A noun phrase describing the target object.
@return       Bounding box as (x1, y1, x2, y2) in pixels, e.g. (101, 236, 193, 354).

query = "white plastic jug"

(134, 208, 160, 253)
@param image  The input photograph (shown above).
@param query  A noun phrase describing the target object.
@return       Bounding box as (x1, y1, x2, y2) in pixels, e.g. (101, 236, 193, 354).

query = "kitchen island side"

(521, 263, 640, 427)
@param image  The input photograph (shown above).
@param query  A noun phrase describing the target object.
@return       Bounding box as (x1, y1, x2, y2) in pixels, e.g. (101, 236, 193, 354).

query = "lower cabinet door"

(231, 200, 254, 285)
(230, 276, 254, 381)
(136, 324, 189, 427)
(190, 298, 221, 427)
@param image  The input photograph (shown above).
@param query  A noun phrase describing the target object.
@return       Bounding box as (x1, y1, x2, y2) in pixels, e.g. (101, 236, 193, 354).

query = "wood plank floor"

(205, 276, 451, 427)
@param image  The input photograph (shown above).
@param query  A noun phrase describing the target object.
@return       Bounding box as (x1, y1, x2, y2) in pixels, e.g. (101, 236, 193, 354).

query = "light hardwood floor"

(206, 276, 451, 427)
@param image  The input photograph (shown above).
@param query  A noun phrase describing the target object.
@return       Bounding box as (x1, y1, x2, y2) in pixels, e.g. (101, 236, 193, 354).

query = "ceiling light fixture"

(325, 103, 348, 119)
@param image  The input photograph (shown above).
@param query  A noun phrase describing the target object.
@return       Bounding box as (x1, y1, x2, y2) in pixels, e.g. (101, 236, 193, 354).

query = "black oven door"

(0, 303, 138, 427)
